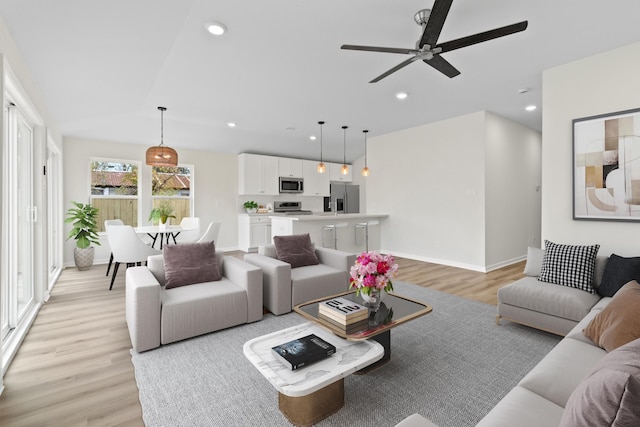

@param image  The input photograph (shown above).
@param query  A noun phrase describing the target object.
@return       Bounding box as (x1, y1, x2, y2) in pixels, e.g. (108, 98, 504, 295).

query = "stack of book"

(271, 334, 337, 370)
(318, 297, 370, 334)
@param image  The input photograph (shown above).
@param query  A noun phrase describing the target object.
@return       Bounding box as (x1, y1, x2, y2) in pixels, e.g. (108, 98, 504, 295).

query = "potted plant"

(243, 200, 258, 213)
(65, 201, 101, 271)
(149, 201, 176, 227)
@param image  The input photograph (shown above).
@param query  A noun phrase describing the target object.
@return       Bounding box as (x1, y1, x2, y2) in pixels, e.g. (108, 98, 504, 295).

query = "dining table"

(134, 225, 186, 249)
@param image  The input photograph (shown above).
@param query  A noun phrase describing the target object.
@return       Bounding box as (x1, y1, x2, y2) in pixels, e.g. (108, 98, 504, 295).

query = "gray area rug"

(130, 281, 561, 427)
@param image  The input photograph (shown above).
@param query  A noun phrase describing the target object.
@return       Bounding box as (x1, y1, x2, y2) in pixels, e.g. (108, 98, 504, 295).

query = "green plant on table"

(149, 201, 176, 224)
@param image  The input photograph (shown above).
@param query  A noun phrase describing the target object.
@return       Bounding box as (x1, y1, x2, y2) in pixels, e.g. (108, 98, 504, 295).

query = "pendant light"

(341, 125, 349, 175)
(317, 121, 326, 173)
(361, 129, 370, 176)
(146, 106, 178, 167)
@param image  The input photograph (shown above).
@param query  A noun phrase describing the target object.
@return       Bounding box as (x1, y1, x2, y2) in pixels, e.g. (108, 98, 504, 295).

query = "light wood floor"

(0, 253, 525, 426)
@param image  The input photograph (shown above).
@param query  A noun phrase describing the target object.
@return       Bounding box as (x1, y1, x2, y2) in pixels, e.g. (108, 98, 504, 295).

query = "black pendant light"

(341, 125, 349, 175)
(361, 130, 370, 176)
(317, 121, 326, 173)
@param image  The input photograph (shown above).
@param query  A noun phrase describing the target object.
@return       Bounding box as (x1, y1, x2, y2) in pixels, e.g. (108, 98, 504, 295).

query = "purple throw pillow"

(559, 338, 640, 427)
(163, 241, 221, 289)
(273, 234, 319, 268)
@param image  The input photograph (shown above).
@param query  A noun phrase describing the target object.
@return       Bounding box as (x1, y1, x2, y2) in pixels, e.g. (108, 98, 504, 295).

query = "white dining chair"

(174, 217, 201, 244)
(106, 225, 162, 290)
(196, 222, 221, 243)
(104, 219, 124, 277)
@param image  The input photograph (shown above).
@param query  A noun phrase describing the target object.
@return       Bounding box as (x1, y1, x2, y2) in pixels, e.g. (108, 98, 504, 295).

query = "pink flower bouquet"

(349, 251, 398, 297)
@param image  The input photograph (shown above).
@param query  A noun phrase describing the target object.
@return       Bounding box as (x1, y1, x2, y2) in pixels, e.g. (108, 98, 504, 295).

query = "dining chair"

(196, 221, 221, 243)
(174, 217, 201, 244)
(106, 225, 162, 290)
(104, 219, 124, 276)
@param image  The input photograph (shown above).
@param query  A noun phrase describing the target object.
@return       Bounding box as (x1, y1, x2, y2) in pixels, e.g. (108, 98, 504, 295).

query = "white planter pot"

(73, 246, 95, 271)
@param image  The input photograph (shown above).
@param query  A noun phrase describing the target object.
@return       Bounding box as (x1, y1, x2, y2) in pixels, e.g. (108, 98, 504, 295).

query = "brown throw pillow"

(583, 280, 640, 351)
(273, 234, 319, 268)
(559, 338, 640, 427)
(163, 241, 221, 289)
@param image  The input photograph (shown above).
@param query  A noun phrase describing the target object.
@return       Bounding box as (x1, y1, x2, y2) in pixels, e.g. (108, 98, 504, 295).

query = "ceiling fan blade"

(341, 44, 419, 55)
(436, 21, 528, 53)
(423, 54, 460, 78)
(370, 56, 420, 83)
(419, 0, 454, 48)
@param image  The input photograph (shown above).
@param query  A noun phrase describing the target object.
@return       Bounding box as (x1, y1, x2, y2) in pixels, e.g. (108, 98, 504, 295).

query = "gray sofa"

(396, 246, 640, 426)
(396, 298, 611, 427)
(496, 246, 607, 336)
(244, 245, 355, 315)
(125, 250, 263, 352)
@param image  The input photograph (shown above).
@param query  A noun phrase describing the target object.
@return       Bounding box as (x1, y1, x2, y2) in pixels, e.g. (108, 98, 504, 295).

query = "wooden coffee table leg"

(278, 379, 344, 426)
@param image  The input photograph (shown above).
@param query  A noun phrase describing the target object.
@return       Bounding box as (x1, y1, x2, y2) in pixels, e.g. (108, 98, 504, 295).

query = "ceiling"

(1, 0, 640, 163)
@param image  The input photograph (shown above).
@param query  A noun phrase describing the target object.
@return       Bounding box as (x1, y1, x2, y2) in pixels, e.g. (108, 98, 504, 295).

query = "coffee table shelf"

(294, 290, 433, 340)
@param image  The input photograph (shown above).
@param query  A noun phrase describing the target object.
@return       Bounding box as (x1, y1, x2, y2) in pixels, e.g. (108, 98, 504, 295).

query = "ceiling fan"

(341, 0, 528, 83)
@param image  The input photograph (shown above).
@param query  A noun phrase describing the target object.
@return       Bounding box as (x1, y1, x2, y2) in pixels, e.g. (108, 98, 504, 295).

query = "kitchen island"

(270, 213, 388, 253)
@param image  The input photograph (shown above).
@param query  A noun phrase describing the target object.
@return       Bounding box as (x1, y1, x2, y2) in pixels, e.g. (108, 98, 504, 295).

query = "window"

(90, 160, 140, 231)
(150, 165, 193, 225)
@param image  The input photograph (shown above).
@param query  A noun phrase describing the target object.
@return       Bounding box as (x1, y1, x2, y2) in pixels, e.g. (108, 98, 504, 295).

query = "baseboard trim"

(380, 249, 526, 273)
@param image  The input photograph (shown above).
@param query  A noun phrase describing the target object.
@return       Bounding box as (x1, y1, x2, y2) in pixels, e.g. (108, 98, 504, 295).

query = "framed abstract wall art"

(573, 107, 640, 221)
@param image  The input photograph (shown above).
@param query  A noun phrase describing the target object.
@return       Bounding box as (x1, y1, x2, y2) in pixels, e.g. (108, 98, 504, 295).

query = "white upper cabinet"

(302, 160, 330, 196)
(239, 153, 279, 195)
(278, 157, 303, 178)
(329, 162, 353, 182)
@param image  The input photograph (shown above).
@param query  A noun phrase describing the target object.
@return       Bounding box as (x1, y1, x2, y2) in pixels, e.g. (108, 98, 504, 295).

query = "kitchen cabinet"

(239, 153, 279, 195)
(302, 160, 330, 196)
(278, 157, 303, 178)
(238, 215, 273, 252)
(329, 162, 353, 182)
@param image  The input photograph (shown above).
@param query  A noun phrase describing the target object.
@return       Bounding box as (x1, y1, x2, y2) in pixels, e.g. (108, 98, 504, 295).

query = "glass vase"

(362, 288, 382, 311)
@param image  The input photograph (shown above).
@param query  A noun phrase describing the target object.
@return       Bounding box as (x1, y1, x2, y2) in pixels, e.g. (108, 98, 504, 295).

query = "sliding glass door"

(1, 103, 36, 342)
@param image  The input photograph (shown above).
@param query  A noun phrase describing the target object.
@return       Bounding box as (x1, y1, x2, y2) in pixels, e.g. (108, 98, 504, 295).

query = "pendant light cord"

(342, 125, 348, 164)
(158, 106, 166, 148)
(363, 129, 368, 167)
(319, 121, 324, 160)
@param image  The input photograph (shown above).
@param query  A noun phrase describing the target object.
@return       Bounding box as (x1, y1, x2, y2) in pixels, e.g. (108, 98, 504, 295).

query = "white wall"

(542, 41, 640, 257)
(485, 112, 542, 268)
(63, 137, 238, 266)
(365, 111, 541, 271)
(367, 112, 487, 270)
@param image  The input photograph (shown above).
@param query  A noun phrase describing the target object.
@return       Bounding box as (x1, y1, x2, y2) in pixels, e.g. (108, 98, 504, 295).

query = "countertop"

(269, 213, 388, 221)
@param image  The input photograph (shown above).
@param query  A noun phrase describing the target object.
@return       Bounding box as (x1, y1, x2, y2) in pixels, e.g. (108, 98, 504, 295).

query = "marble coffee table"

(243, 322, 384, 426)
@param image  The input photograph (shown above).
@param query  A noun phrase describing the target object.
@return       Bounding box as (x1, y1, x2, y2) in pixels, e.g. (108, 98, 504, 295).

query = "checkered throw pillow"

(538, 240, 600, 294)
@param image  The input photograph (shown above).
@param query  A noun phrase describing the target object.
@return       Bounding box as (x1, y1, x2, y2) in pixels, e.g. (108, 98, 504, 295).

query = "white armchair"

(245, 244, 356, 315)
(126, 249, 263, 352)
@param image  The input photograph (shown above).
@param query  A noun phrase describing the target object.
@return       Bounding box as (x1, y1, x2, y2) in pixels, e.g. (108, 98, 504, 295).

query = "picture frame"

(573, 107, 640, 221)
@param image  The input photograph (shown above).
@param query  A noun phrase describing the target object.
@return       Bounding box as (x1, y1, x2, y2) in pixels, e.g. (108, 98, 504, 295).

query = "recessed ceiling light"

(396, 92, 409, 100)
(227, 122, 237, 127)
(525, 105, 537, 111)
(205, 22, 227, 36)
(309, 136, 317, 141)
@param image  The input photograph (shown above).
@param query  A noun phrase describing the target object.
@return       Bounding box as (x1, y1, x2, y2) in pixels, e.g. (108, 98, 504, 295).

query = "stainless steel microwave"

(279, 177, 304, 193)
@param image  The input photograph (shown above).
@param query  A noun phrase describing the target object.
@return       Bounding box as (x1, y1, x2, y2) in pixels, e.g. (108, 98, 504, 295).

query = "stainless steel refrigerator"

(329, 183, 360, 213)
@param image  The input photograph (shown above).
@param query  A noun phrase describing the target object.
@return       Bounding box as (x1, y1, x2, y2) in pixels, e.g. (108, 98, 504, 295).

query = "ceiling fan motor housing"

(414, 9, 431, 27)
